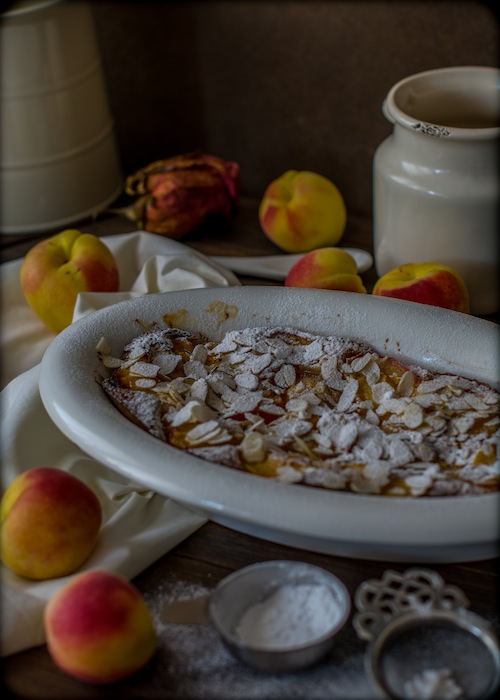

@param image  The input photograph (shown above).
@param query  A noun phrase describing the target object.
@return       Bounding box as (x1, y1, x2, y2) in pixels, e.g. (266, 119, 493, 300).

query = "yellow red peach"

(44, 570, 157, 684)
(373, 262, 470, 313)
(0, 467, 102, 580)
(259, 171, 346, 253)
(285, 247, 366, 293)
(20, 229, 119, 333)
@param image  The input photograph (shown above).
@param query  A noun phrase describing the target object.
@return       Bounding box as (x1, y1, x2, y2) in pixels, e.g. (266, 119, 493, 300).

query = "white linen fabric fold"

(1, 231, 239, 389)
(1, 367, 207, 657)
(0, 231, 239, 656)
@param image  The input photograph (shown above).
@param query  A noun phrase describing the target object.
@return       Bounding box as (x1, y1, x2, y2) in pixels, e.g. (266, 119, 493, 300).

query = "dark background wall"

(91, 0, 499, 218)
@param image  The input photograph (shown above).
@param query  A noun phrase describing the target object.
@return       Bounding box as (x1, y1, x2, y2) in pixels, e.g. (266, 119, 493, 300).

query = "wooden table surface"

(1, 201, 498, 699)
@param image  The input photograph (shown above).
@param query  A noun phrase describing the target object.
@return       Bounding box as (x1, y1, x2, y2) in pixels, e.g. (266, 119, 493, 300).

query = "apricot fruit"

(20, 229, 119, 333)
(285, 247, 366, 292)
(259, 170, 346, 253)
(0, 467, 102, 580)
(373, 262, 470, 313)
(44, 570, 157, 684)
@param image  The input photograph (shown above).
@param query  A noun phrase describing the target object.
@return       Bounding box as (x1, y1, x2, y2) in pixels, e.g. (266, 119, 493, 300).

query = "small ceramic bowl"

(208, 560, 351, 673)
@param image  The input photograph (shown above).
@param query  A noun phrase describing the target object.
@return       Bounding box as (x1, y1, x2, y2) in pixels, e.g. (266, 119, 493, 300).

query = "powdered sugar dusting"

(143, 579, 370, 699)
(99, 325, 500, 498)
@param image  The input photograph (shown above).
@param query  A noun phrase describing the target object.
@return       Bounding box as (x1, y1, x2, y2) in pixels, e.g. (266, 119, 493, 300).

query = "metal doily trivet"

(353, 568, 500, 700)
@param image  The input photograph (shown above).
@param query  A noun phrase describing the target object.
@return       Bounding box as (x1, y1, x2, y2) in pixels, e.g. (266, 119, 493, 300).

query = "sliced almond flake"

(293, 434, 316, 458)
(314, 446, 335, 456)
(425, 413, 448, 435)
(235, 373, 260, 390)
(388, 438, 414, 466)
(381, 398, 408, 415)
(96, 336, 111, 354)
(208, 374, 235, 396)
(267, 338, 292, 358)
(365, 409, 380, 425)
(272, 418, 312, 438)
(244, 414, 265, 428)
(102, 355, 123, 369)
(170, 377, 189, 392)
(154, 353, 182, 375)
(301, 339, 325, 363)
(337, 379, 359, 412)
(350, 473, 382, 494)
(119, 358, 139, 370)
(381, 412, 403, 425)
(191, 344, 208, 363)
(170, 401, 216, 427)
(320, 470, 348, 490)
(247, 352, 272, 374)
(320, 357, 338, 379)
(227, 392, 263, 414)
(259, 402, 286, 416)
(210, 337, 238, 354)
(350, 353, 374, 372)
(452, 415, 476, 434)
(285, 398, 310, 417)
(253, 340, 273, 354)
(397, 370, 415, 397)
(324, 369, 345, 391)
(411, 441, 436, 462)
(311, 432, 333, 450)
(448, 376, 478, 391)
(129, 361, 160, 378)
(184, 360, 208, 380)
(355, 434, 384, 460)
(387, 486, 407, 496)
(414, 393, 443, 408)
(371, 382, 395, 405)
(364, 362, 381, 386)
(205, 429, 232, 445)
(417, 377, 451, 393)
(482, 392, 499, 406)
(336, 422, 358, 451)
(190, 377, 209, 402)
(135, 378, 156, 389)
(220, 385, 239, 404)
(153, 381, 174, 394)
(405, 474, 433, 496)
(185, 420, 223, 446)
(447, 396, 470, 411)
(275, 364, 296, 389)
(403, 403, 424, 429)
(227, 352, 247, 365)
(302, 391, 322, 406)
(276, 466, 304, 483)
(363, 461, 391, 486)
(240, 431, 268, 463)
(464, 394, 489, 412)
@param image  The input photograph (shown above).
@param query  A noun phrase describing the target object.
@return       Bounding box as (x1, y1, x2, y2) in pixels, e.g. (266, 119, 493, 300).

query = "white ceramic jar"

(373, 66, 500, 315)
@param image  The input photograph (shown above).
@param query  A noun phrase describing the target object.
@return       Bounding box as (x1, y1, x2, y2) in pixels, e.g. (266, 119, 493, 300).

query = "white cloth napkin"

(0, 231, 240, 656)
(1, 230, 239, 389)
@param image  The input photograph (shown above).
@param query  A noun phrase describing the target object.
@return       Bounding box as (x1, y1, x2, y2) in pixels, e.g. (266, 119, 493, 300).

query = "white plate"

(210, 247, 373, 280)
(39, 287, 500, 562)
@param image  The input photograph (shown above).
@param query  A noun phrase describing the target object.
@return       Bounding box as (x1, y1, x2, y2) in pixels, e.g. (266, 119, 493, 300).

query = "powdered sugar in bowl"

(208, 560, 351, 673)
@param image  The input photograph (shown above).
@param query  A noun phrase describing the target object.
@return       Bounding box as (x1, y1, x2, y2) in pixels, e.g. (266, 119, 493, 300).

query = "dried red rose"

(117, 152, 240, 238)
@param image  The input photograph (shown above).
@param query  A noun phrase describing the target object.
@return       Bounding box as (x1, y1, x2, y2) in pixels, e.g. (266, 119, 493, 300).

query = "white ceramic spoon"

(211, 247, 373, 281)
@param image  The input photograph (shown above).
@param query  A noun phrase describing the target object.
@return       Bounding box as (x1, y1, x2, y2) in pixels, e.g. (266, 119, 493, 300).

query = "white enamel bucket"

(0, 0, 123, 234)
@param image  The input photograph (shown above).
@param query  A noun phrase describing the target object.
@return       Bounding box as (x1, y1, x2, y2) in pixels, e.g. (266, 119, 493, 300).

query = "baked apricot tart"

(98, 326, 499, 497)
